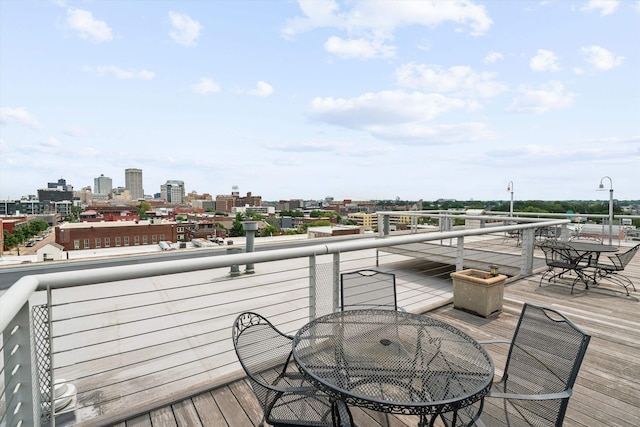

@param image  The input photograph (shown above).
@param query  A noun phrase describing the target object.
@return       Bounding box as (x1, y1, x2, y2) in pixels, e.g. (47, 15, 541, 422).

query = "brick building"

(215, 191, 262, 213)
(55, 220, 178, 251)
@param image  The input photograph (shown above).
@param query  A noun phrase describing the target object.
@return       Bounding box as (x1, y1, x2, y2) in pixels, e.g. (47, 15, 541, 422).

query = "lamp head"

(598, 176, 613, 191)
(490, 265, 499, 276)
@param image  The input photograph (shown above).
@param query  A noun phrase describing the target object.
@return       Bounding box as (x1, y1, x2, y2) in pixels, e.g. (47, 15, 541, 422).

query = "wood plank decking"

(107, 243, 640, 427)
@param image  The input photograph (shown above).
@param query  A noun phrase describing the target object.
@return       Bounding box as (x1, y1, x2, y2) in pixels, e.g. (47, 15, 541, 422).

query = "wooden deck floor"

(108, 244, 640, 427)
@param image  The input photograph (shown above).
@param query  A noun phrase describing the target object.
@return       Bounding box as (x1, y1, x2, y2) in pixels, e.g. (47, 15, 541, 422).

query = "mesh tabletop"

(292, 309, 494, 417)
(566, 242, 618, 253)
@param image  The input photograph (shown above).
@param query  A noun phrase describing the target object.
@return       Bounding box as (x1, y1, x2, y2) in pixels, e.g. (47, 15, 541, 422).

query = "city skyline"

(1, 1, 639, 202)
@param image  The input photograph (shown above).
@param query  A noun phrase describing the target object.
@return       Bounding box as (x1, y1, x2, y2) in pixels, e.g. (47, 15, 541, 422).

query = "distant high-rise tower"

(94, 174, 113, 195)
(161, 180, 185, 204)
(125, 168, 144, 200)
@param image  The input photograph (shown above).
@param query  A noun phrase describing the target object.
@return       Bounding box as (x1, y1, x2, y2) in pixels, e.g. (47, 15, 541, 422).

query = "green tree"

(230, 213, 246, 237)
(137, 200, 152, 219)
(65, 205, 83, 222)
(260, 225, 279, 237)
(14, 227, 25, 244)
(3, 230, 17, 252)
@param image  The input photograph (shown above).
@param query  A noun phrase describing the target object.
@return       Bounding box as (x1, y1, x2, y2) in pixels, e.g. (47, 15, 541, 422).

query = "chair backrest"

(340, 269, 397, 310)
(539, 240, 582, 267)
(503, 303, 591, 426)
(607, 243, 640, 270)
(232, 312, 294, 409)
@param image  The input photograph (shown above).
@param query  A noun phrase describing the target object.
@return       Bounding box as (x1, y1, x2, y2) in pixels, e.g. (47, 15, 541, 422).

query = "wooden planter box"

(450, 269, 506, 318)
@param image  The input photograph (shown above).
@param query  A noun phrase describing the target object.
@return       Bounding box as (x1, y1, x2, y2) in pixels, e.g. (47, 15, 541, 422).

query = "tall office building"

(94, 174, 113, 195)
(125, 168, 144, 200)
(161, 180, 186, 204)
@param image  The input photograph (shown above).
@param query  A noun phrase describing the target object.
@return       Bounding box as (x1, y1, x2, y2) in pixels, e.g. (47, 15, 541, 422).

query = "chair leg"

(591, 268, 634, 296)
(605, 273, 634, 296)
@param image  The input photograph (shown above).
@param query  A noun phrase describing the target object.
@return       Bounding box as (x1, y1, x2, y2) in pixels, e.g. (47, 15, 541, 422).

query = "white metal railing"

(1, 217, 570, 427)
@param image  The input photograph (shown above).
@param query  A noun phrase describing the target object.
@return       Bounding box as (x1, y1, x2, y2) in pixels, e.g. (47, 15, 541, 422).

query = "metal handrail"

(1, 217, 569, 426)
(2, 218, 570, 331)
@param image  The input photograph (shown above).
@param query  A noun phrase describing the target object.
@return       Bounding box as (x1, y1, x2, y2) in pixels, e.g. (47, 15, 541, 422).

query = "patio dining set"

(231, 269, 593, 427)
(538, 240, 640, 296)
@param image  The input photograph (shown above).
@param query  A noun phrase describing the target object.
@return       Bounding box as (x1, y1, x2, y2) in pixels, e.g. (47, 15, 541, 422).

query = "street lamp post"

(598, 176, 614, 246)
(507, 181, 514, 217)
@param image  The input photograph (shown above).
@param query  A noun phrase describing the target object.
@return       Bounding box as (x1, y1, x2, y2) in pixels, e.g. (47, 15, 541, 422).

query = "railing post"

(3, 302, 37, 427)
(383, 214, 390, 236)
(521, 228, 535, 276)
(456, 237, 464, 271)
(309, 255, 317, 323)
(333, 253, 340, 312)
(411, 216, 418, 234)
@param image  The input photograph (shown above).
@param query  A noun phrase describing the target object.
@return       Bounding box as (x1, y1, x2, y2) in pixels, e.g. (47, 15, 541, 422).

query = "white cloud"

(324, 36, 396, 59)
(247, 81, 274, 97)
(484, 51, 503, 64)
(264, 140, 336, 152)
(529, 49, 561, 72)
(83, 65, 155, 80)
(66, 8, 113, 42)
(0, 107, 42, 129)
(169, 11, 203, 46)
(508, 81, 575, 114)
(581, 0, 619, 16)
(282, 0, 493, 59)
(371, 122, 496, 145)
(280, 0, 344, 39)
(309, 90, 474, 127)
(581, 45, 623, 70)
(40, 137, 60, 149)
(307, 90, 491, 144)
(191, 78, 221, 94)
(395, 63, 507, 98)
(64, 126, 91, 137)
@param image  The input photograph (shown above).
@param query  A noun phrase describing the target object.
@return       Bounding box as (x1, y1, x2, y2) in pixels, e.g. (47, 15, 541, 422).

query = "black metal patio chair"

(538, 240, 588, 293)
(592, 243, 639, 296)
(340, 269, 403, 311)
(232, 312, 353, 427)
(443, 303, 591, 427)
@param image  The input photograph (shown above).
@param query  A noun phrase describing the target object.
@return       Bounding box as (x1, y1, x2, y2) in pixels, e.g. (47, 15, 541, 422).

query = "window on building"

(95, 238, 101, 248)
(83, 239, 90, 249)
(115, 237, 121, 247)
(134, 236, 139, 245)
(105, 237, 110, 247)
(124, 236, 129, 246)
(177, 226, 184, 233)
(143, 235, 148, 244)
(152, 235, 157, 244)
(74, 240, 80, 249)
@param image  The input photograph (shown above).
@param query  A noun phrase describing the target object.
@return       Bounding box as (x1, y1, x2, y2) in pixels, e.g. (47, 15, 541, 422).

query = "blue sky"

(1, 0, 639, 202)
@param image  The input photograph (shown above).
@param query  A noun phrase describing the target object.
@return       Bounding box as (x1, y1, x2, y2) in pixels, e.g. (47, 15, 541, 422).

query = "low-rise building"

(347, 212, 378, 229)
(55, 220, 178, 252)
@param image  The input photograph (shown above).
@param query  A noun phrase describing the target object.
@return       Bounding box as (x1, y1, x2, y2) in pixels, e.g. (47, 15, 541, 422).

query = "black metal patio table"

(566, 242, 618, 286)
(292, 309, 494, 427)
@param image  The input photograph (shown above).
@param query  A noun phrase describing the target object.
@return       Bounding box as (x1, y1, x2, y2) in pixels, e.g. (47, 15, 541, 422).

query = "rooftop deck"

(106, 241, 640, 427)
